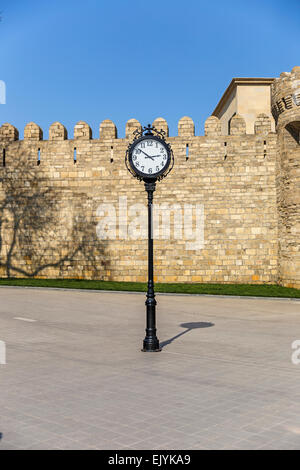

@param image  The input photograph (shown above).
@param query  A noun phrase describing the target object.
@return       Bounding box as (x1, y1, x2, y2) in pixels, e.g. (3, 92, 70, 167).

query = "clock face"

(129, 137, 170, 178)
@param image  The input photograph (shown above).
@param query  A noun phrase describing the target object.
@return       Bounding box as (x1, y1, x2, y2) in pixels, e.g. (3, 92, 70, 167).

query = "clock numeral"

(156, 166, 159, 172)
(140, 142, 145, 148)
(160, 148, 164, 153)
(155, 142, 159, 148)
(133, 155, 137, 161)
(135, 149, 141, 154)
(161, 162, 164, 167)
(148, 168, 152, 174)
(136, 161, 139, 167)
(163, 154, 166, 160)
(147, 141, 153, 146)
(141, 166, 144, 171)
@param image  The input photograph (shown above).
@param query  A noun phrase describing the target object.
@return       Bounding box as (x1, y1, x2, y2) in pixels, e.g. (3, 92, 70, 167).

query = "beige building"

(213, 77, 276, 134)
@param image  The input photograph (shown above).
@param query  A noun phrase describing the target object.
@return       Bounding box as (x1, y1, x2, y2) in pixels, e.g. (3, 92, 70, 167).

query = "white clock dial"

(131, 138, 169, 176)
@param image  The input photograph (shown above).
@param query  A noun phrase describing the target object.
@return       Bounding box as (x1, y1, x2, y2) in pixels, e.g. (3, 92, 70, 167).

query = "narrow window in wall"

(264, 140, 267, 158)
(74, 147, 77, 164)
(186, 143, 189, 161)
(37, 148, 41, 165)
(111, 146, 114, 163)
(2, 148, 5, 167)
(224, 142, 227, 160)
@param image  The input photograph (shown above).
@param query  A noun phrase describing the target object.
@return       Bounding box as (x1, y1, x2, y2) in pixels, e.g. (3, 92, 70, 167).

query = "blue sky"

(0, 0, 299, 138)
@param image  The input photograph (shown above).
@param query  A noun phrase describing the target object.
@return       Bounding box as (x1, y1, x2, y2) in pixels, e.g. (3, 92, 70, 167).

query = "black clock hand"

(138, 148, 151, 157)
(138, 148, 154, 160)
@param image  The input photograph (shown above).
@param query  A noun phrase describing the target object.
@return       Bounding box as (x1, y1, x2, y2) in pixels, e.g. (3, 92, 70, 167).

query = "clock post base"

(141, 348, 162, 352)
(142, 335, 161, 352)
(142, 300, 161, 352)
(142, 344, 161, 352)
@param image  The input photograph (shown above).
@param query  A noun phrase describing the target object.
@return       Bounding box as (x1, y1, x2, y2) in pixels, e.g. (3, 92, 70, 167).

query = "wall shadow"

(160, 321, 214, 349)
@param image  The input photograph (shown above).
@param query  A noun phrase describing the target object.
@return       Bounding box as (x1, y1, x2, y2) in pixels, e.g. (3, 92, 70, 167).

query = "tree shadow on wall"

(0, 153, 108, 279)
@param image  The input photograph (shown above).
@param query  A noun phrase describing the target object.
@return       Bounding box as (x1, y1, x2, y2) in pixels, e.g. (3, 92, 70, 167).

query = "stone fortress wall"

(0, 67, 299, 288)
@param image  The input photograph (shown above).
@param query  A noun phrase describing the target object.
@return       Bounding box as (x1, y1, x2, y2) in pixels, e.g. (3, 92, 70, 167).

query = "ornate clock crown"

(132, 124, 167, 141)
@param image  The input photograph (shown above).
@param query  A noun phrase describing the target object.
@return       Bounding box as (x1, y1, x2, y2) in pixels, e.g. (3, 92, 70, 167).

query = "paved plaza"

(0, 286, 299, 450)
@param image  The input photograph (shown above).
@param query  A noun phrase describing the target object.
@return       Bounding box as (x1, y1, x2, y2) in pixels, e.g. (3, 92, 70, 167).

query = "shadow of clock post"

(125, 124, 174, 352)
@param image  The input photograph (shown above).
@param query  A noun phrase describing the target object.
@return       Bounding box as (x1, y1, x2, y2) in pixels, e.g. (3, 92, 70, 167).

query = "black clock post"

(125, 125, 174, 352)
(143, 178, 160, 351)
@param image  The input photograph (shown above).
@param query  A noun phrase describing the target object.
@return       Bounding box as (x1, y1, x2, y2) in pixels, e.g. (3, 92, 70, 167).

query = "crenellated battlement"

(0, 123, 19, 142)
(0, 113, 275, 147)
(0, 113, 277, 172)
(49, 122, 68, 141)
